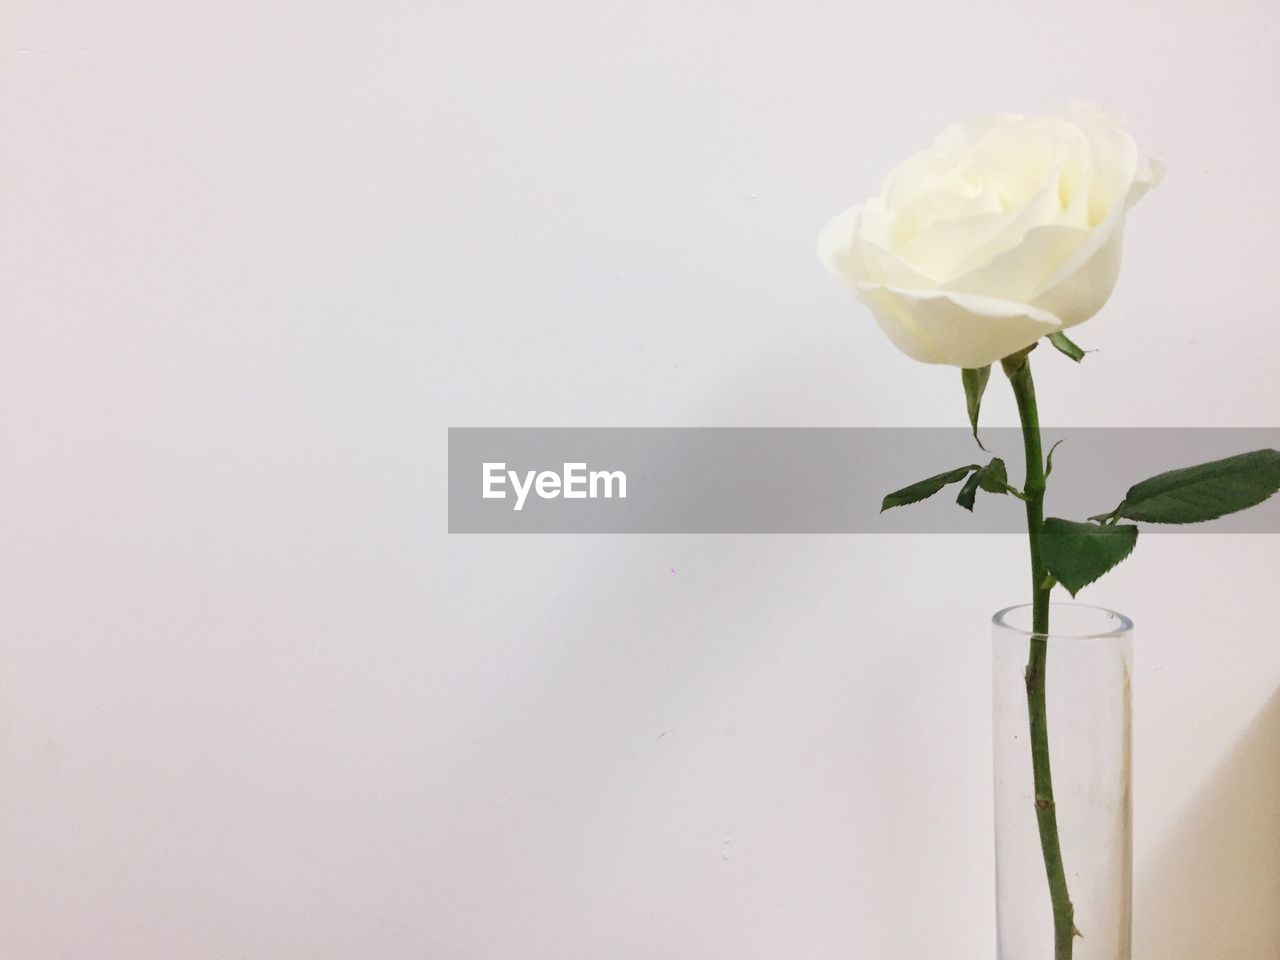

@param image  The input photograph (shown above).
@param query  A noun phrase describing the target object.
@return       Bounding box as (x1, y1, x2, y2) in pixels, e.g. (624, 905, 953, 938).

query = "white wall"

(3, 2, 1279, 957)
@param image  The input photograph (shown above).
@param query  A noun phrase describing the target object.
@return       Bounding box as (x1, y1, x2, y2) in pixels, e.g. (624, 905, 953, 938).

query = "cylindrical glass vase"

(992, 603, 1134, 960)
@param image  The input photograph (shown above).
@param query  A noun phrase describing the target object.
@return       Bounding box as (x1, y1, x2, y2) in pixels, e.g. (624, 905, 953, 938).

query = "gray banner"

(448, 428, 1280, 533)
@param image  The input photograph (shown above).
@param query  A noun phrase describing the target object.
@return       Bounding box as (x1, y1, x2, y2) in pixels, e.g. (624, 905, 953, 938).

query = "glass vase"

(992, 603, 1134, 960)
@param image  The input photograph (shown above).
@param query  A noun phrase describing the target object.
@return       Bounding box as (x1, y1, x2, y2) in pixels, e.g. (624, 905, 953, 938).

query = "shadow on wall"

(1135, 689, 1280, 958)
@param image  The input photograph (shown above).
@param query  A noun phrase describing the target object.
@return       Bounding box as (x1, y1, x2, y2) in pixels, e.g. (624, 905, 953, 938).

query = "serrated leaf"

(1115, 449, 1280, 524)
(1042, 518, 1139, 597)
(962, 366, 991, 450)
(956, 470, 983, 511)
(978, 457, 1008, 493)
(1048, 331, 1085, 362)
(881, 465, 975, 512)
(957, 457, 1008, 511)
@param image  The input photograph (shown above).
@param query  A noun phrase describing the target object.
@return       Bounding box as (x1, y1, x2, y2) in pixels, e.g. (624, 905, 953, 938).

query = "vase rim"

(992, 602, 1133, 640)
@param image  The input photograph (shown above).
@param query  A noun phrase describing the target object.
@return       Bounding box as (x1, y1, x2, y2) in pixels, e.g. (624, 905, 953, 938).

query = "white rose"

(818, 104, 1163, 368)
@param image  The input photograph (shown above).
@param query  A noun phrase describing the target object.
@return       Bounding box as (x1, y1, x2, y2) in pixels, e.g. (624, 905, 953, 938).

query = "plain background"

(3, 2, 1279, 957)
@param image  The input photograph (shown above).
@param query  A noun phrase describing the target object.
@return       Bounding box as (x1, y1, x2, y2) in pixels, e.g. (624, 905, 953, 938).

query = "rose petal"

(1061, 103, 1140, 219)
(897, 211, 1012, 281)
(819, 204, 938, 290)
(856, 283, 1063, 367)
(945, 223, 1092, 303)
(1031, 158, 1163, 327)
(816, 203, 865, 290)
(857, 235, 940, 288)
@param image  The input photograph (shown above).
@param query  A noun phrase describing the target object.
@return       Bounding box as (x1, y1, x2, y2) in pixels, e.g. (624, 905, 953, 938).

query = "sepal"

(962, 366, 992, 450)
(1048, 331, 1086, 362)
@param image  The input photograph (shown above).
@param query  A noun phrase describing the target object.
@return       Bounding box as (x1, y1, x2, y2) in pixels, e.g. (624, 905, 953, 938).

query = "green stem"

(1003, 352, 1076, 959)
